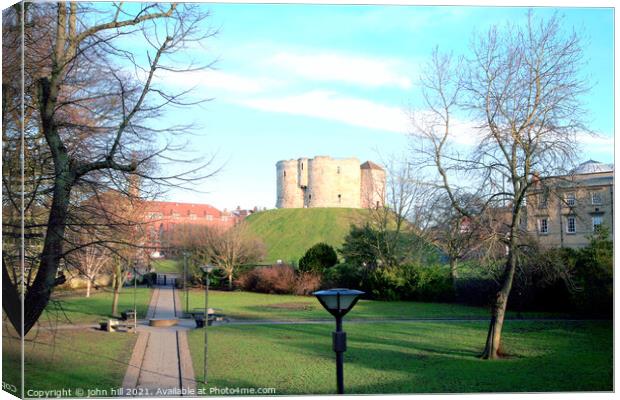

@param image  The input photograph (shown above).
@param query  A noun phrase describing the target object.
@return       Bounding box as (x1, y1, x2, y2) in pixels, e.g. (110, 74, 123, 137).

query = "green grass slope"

(244, 208, 370, 264)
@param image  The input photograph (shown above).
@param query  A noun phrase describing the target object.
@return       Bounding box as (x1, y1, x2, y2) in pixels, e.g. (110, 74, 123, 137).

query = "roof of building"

(360, 160, 384, 170)
(144, 201, 222, 216)
(572, 160, 614, 175)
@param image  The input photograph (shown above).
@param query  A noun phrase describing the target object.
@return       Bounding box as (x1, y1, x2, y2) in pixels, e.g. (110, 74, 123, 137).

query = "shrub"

(569, 229, 613, 316)
(294, 272, 322, 295)
(454, 231, 613, 317)
(335, 262, 454, 302)
(323, 262, 364, 290)
(407, 264, 454, 302)
(454, 278, 498, 307)
(254, 265, 297, 294)
(236, 264, 321, 295)
(299, 243, 338, 273)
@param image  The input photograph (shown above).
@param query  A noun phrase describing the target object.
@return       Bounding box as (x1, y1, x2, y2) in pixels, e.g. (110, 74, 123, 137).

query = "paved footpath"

(122, 286, 197, 397)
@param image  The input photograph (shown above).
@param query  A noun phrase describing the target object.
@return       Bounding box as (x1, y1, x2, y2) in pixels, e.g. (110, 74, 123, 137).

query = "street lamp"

(133, 260, 138, 333)
(200, 264, 217, 385)
(182, 251, 190, 315)
(313, 288, 364, 395)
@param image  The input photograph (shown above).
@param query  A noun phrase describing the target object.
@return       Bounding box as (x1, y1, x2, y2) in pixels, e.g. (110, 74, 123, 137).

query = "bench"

(190, 308, 228, 327)
(120, 310, 136, 321)
(101, 318, 136, 333)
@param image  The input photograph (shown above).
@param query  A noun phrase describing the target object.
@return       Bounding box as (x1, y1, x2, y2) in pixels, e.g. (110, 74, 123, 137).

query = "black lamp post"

(183, 251, 189, 315)
(201, 264, 217, 384)
(313, 288, 364, 395)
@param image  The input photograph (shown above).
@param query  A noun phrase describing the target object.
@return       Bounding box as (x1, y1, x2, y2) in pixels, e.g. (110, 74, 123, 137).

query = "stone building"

(526, 160, 613, 248)
(276, 156, 386, 209)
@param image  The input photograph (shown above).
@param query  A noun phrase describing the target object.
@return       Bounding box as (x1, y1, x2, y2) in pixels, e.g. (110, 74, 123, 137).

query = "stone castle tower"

(276, 156, 386, 209)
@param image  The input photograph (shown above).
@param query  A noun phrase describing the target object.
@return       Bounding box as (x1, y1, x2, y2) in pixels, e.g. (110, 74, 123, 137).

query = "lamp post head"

(313, 288, 364, 318)
(201, 264, 217, 274)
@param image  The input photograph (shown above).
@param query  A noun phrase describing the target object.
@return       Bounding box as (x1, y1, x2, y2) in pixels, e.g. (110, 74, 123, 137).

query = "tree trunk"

(480, 248, 517, 359)
(86, 278, 92, 298)
(19, 169, 74, 335)
(449, 258, 459, 295)
(228, 272, 233, 290)
(111, 261, 123, 316)
(449, 258, 459, 280)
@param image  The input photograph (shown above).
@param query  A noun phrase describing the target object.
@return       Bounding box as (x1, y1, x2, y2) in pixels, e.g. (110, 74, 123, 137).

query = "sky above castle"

(145, 2, 614, 210)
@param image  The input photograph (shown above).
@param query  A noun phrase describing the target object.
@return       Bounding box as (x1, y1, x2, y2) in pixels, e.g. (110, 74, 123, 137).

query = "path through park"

(122, 284, 196, 396)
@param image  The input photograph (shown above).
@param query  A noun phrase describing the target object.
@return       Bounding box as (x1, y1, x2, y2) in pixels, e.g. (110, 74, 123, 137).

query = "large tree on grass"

(2, 2, 215, 336)
(411, 12, 588, 359)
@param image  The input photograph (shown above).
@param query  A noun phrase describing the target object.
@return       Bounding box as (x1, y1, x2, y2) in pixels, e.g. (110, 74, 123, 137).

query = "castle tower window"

(338, 194, 342, 203)
(301, 163, 303, 170)
(337, 166, 340, 174)
(284, 171, 286, 177)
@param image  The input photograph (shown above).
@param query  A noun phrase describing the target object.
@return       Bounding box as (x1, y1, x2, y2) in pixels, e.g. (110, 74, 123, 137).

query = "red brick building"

(143, 201, 238, 257)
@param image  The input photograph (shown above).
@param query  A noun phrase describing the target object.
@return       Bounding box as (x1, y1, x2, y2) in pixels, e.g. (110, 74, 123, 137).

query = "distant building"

(276, 156, 386, 209)
(143, 201, 237, 257)
(526, 160, 613, 248)
(232, 206, 257, 220)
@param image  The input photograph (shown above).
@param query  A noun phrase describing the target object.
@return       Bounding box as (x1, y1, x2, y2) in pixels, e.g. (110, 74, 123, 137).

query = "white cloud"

(267, 51, 413, 89)
(154, 69, 277, 94)
(576, 132, 614, 147)
(576, 132, 614, 160)
(240, 90, 410, 133)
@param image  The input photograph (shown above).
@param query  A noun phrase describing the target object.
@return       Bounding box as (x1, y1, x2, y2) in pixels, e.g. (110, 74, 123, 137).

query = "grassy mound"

(244, 208, 370, 264)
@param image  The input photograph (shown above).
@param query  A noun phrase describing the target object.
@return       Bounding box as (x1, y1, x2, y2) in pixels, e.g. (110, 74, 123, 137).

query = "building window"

(337, 166, 341, 174)
(301, 163, 303, 170)
(338, 194, 342, 203)
(283, 171, 286, 177)
(566, 216, 576, 234)
(206, 214, 213, 221)
(592, 215, 603, 232)
(565, 192, 576, 206)
(189, 213, 197, 220)
(221, 216, 228, 222)
(591, 192, 602, 205)
(172, 212, 180, 219)
(538, 218, 548, 234)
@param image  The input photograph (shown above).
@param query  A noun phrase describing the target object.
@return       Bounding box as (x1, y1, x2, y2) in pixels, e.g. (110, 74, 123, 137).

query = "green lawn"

(151, 258, 182, 273)
(188, 320, 612, 394)
(182, 289, 567, 321)
(244, 208, 370, 263)
(2, 327, 136, 396)
(43, 287, 153, 324)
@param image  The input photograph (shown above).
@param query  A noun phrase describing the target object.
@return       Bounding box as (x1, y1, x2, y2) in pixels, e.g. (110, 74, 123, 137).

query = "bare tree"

(166, 223, 265, 289)
(203, 224, 265, 289)
(425, 192, 484, 282)
(363, 158, 439, 268)
(66, 242, 110, 298)
(2, 2, 216, 335)
(411, 12, 588, 359)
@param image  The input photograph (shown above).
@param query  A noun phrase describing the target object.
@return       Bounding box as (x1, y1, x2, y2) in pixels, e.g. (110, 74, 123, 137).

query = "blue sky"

(139, 4, 614, 210)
